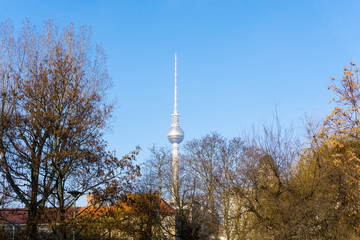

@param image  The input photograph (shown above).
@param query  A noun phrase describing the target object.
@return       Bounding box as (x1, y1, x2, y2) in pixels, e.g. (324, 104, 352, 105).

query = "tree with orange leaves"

(0, 19, 140, 240)
(78, 190, 175, 240)
(312, 61, 360, 235)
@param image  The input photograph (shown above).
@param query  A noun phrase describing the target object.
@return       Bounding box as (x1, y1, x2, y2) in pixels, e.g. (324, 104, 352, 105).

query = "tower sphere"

(167, 125, 184, 144)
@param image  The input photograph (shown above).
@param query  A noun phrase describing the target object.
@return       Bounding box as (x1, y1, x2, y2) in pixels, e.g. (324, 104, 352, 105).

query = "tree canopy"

(0, 19, 140, 240)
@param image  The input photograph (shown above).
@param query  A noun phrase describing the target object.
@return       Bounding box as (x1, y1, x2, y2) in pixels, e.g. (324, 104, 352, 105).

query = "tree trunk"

(26, 202, 39, 240)
(26, 163, 40, 240)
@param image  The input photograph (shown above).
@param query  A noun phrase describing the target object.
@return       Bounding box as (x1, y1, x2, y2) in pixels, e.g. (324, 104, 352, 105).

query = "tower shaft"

(172, 143, 179, 202)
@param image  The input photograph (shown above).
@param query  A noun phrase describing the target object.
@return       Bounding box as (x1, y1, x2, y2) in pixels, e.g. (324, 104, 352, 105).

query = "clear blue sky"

(1, 0, 360, 163)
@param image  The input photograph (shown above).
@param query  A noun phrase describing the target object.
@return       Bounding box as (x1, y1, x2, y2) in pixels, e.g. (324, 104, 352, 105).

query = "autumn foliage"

(0, 19, 140, 240)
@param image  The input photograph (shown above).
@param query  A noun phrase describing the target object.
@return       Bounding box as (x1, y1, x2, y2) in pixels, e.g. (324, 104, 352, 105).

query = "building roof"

(0, 208, 28, 224)
(0, 194, 174, 225)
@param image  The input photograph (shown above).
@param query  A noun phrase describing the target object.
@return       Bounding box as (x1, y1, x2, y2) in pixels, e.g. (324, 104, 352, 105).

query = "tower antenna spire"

(174, 53, 177, 114)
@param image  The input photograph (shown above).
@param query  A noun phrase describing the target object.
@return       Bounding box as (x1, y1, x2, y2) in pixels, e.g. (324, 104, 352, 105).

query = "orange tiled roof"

(80, 194, 174, 215)
(0, 195, 174, 224)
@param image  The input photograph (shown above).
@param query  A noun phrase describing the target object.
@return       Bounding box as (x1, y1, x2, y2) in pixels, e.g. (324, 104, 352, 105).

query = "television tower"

(167, 53, 184, 203)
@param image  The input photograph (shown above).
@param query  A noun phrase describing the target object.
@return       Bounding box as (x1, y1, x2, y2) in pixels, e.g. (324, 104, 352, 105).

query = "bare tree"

(182, 133, 223, 238)
(236, 124, 297, 239)
(181, 132, 246, 239)
(142, 145, 172, 200)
